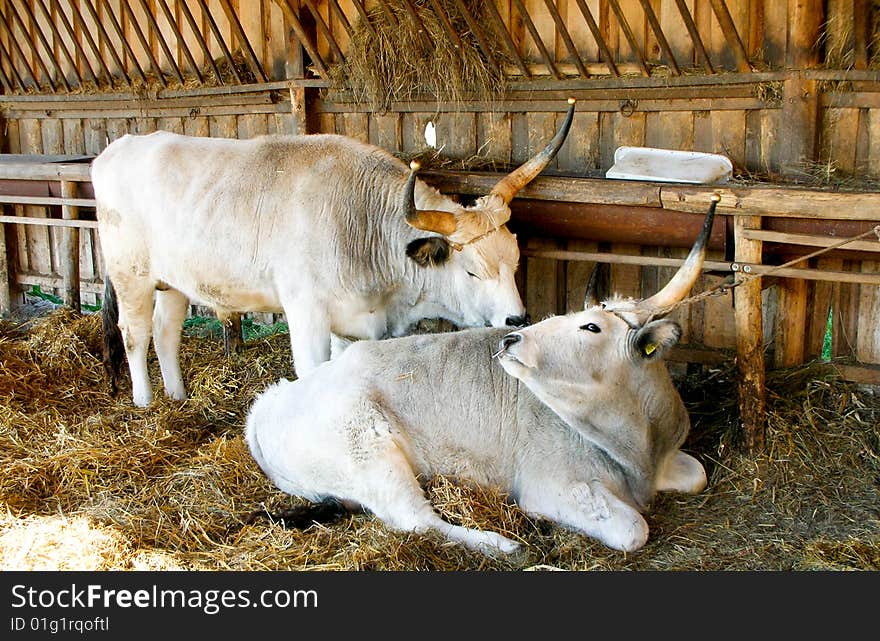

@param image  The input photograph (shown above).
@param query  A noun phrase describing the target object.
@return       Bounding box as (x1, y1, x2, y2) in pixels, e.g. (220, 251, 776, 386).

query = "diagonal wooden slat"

(375, 0, 399, 27)
(482, 0, 531, 78)
(674, 0, 715, 73)
(273, 0, 329, 78)
(218, 0, 269, 82)
(32, 0, 88, 85)
(178, 0, 224, 83)
(637, 0, 680, 75)
(328, 0, 355, 40)
(97, 0, 149, 84)
(607, 0, 650, 76)
(6, 0, 63, 91)
(66, 0, 118, 85)
(542, 0, 589, 77)
(136, 0, 186, 84)
(572, 0, 619, 77)
(511, 0, 562, 79)
(349, 0, 378, 38)
(196, 0, 244, 83)
(0, 31, 30, 91)
(452, 0, 504, 78)
(48, 0, 100, 85)
(399, 0, 433, 50)
(155, 0, 204, 83)
(79, 0, 132, 85)
(119, 0, 169, 86)
(708, 0, 751, 72)
(301, 0, 346, 63)
(0, 55, 13, 92)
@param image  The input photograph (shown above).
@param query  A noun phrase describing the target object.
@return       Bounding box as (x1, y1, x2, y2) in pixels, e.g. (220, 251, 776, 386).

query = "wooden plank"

(609, 242, 641, 299)
(340, 112, 369, 143)
(868, 108, 880, 179)
(40, 119, 65, 299)
(788, 0, 824, 68)
(773, 263, 809, 368)
(701, 273, 735, 349)
(645, 110, 693, 150)
(157, 116, 185, 134)
(267, 0, 288, 80)
(821, 107, 860, 175)
(740, 229, 880, 253)
(0, 216, 98, 229)
(566, 0, 599, 63)
(661, 0, 694, 68)
(805, 257, 839, 361)
(476, 112, 513, 167)
(556, 111, 600, 175)
(564, 238, 599, 312)
(436, 112, 476, 161)
(832, 262, 861, 358)
(831, 362, 880, 384)
(856, 261, 880, 362)
(60, 181, 81, 313)
(184, 116, 211, 138)
(401, 112, 436, 156)
(238, 113, 269, 139)
(780, 76, 819, 178)
(733, 214, 765, 451)
(525, 237, 561, 321)
(210, 114, 238, 139)
(709, 109, 746, 169)
(19, 119, 52, 294)
(599, 110, 646, 170)
(708, 0, 750, 72)
(369, 113, 400, 152)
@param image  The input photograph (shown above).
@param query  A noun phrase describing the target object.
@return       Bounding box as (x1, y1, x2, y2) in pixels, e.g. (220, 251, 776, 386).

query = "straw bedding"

(0, 309, 877, 571)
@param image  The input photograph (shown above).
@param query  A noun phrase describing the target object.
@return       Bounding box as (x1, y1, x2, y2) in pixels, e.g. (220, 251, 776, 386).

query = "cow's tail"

(101, 274, 125, 396)
(243, 499, 350, 530)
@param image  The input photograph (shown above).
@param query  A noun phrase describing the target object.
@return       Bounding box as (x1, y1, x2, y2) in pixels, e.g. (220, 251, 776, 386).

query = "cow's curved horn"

(489, 98, 576, 205)
(584, 262, 602, 309)
(404, 161, 457, 236)
(639, 194, 720, 312)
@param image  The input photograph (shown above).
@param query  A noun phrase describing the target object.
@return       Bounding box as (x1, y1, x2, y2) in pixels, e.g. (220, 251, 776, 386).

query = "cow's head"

(494, 197, 718, 497)
(402, 99, 577, 329)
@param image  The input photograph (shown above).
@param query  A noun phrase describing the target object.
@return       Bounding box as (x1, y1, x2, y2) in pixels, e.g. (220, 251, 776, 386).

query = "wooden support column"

(220, 312, 243, 356)
(60, 181, 81, 314)
(0, 217, 10, 316)
(733, 215, 765, 452)
(287, 0, 308, 136)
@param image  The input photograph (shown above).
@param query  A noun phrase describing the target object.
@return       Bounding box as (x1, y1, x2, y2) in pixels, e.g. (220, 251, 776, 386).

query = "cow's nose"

(505, 314, 530, 327)
(499, 333, 522, 352)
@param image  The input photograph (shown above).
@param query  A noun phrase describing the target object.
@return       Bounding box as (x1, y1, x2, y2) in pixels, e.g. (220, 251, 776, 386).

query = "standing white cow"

(93, 100, 576, 407)
(244, 198, 718, 555)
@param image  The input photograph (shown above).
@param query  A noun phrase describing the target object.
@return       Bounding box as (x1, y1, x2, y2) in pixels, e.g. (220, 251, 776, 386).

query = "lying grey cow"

(245, 200, 718, 555)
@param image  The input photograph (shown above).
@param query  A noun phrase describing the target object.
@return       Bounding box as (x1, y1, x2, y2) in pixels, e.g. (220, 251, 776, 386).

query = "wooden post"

(0, 217, 10, 316)
(287, 0, 308, 136)
(733, 214, 765, 452)
(220, 312, 243, 356)
(788, 0, 824, 68)
(60, 181, 81, 314)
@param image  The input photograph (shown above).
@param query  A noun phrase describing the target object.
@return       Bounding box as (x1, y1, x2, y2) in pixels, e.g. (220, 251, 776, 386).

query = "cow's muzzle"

(505, 314, 531, 328)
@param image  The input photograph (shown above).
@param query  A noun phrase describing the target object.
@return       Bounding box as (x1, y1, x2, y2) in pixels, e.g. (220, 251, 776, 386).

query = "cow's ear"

(406, 237, 452, 267)
(635, 319, 681, 360)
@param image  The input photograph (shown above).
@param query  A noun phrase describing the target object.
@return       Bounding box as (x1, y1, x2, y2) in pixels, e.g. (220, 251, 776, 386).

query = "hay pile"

(0, 309, 877, 571)
(327, 0, 508, 112)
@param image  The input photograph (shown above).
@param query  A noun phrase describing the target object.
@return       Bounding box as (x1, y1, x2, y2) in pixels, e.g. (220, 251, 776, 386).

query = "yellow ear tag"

(644, 343, 657, 356)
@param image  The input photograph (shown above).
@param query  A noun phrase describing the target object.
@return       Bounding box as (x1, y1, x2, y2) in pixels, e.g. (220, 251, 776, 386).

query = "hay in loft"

(0, 309, 878, 571)
(327, 0, 509, 112)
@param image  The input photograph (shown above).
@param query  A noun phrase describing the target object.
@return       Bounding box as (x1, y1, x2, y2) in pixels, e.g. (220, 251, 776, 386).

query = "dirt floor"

(0, 308, 877, 571)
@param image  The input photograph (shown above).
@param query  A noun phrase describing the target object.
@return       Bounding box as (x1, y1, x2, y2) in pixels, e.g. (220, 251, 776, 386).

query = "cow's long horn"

(404, 161, 457, 236)
(584, 262, 602, 309)
(489, 98, 576, 205)
(639, 194, 719, 312)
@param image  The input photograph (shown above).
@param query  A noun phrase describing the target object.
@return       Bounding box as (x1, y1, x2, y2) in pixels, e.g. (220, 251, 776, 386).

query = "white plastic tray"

(605, 146, 733, 184)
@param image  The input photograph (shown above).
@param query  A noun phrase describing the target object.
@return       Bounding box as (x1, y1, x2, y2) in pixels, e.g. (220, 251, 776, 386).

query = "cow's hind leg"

(153, 288, 189, 401)
(113, 277, 156, 407)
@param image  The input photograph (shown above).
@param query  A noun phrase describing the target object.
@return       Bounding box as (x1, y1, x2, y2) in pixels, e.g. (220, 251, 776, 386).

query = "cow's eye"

(580, 323, 601, 333)
(466, 271, 480, 279)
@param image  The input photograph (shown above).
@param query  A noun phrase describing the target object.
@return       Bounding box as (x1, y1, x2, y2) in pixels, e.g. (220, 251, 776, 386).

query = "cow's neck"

(516, 380, 656, 507)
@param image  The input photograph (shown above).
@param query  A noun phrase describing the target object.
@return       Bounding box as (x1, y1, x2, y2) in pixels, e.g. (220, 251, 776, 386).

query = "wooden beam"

(98, 0, 148, 84)
(779, 74, 820, 178)
(6, 0, 63, 91)
(788, 0, 824, 68)
(60, 181, 81, 313)
(273, 0, 329, 78)
(0, 215, 98, 229)
(541, 0, 589, 78)
(482, 0, 531, 78)
(66, 0, 117, 85)
(48, 0, 100, 84)
(197, 0, 244, 83)
(572, 0, 619, 77)
(733, 215, 766, 452)
(638, 0, 680, 75)
(607, 0, 650, 77)
(135, 0, 186, 85)
(673, 0, 715, 73)
(773, 262, 809, 368)
(707, 0, 751, 72)
(178, 0, 224, 82)
(119, 0, 169, 86)
(219, 0, 269, 82)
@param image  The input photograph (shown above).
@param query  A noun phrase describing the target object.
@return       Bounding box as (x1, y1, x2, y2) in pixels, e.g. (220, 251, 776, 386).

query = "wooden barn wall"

(0, 0, 878, 367)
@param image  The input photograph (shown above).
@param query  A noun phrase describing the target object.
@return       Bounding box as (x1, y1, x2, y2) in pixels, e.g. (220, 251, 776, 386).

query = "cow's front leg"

(285, 303, 331, 378)
(521, 481, 649, 552)
(113, 276, 156, 407)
